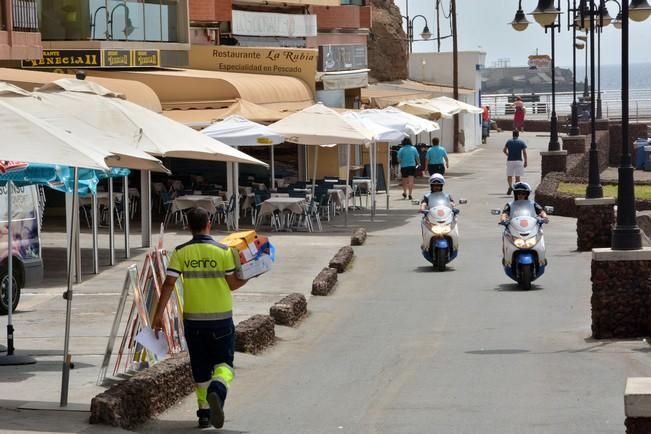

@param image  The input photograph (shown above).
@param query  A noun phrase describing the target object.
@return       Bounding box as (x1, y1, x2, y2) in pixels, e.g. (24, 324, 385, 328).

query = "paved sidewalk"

(0, 142, 486, 433)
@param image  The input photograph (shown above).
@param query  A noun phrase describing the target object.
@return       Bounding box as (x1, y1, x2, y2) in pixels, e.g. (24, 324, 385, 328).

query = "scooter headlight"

(513, 237, 537, 248)
(431, 225, 451, 235)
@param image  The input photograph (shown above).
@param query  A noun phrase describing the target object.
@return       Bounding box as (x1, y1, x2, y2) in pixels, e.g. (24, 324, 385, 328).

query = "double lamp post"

(511, 0, 651, 249)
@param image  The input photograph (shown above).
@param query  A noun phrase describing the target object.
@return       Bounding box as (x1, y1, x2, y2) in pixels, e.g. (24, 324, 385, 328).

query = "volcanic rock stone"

(351, 227, 368, 246)
(575, 198, 615, 251)
(235, 314, 275, 354)
(311, 267, 338, 296)
(89, 355, 194, 429)
(329, 246, 355, 273)
(269, 293, 308, 327)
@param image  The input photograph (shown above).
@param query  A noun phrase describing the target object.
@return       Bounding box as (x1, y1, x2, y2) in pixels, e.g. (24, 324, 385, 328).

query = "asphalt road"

(146, 132, 651, 434)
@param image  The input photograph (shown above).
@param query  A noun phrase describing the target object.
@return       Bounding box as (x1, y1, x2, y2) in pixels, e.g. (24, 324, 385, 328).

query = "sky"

(395, 0, 651, 68)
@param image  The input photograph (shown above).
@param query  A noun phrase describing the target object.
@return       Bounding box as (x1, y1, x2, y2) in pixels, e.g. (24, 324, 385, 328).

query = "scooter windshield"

(427, 192, 451, 209)
(510, 200, 536, 218)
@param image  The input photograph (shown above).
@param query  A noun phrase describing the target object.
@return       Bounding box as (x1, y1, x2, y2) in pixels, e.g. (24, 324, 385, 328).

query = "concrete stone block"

(351, 227, 368, 246)
(311, 267, 338, 296)
(235, 314, 275, 354)
(575, 198, 616, 251)
(329, 246, 355, 273)
(591, 254, 651, 338)
(89, 355, 194, 429)
(540, 150, 568, 179)
(562, 135, 587, 154)
(269, 293, 308, 327)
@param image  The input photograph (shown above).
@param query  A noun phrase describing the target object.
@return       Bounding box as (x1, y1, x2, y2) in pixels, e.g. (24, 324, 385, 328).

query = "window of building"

(38, 0, 179, 42)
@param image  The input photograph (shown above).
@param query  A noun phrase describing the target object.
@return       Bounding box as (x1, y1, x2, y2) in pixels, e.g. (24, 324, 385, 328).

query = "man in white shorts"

(503, 130, 528, 195)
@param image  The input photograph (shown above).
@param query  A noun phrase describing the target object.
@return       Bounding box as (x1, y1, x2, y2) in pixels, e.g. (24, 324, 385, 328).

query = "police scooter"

(419, 183, 466, 271)
(491, 201, 553, 290)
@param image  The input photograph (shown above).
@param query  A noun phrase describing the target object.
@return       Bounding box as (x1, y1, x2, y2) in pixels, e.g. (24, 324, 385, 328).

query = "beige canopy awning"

(87, 68, 315, 111)
(163, 99, 313, 129)
(363, 80, 475, 109)
(0, 68, 162, 112)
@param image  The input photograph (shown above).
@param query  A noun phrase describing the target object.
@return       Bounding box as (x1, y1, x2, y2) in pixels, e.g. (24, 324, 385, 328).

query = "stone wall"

(591, 249, 651, 339)
(609, 123, 649, 166)
(575, 198, 616, 251)
(367, 0, 407, 82)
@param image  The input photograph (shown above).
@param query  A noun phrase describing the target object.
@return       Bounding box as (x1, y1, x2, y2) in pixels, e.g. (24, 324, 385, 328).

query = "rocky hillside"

(482, 66, 583, 94)
(368, 0, 408, 82)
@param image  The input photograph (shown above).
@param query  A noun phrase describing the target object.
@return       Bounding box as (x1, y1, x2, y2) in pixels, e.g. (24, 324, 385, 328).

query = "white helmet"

(429, 174, 445, 185)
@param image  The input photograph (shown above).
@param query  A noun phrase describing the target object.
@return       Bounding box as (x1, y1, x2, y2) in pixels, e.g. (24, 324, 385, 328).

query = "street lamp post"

(582, 0, 604, 198)
(611, 0, 650, 250)
(511, 0, 562, 152)
(568, 0, 581, 135)
(401, 14, 432, 53)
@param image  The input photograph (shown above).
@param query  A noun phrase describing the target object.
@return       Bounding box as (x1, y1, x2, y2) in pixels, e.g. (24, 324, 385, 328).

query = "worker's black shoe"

(197, 409, 211, 428)
(207, 391, 225, 429)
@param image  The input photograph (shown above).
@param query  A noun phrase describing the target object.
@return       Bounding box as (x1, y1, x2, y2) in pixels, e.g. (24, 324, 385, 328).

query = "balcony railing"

(12, 0, 39, 32)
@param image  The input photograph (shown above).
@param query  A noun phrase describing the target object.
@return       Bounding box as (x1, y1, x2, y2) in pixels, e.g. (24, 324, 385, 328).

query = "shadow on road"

(493, 283, 544, 292)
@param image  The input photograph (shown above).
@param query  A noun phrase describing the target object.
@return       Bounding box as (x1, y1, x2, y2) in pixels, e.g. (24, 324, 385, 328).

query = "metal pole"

(270, 145, 275, 191)
(92, 194, 99, 274)
(140, 170, 151, 248)
(345, 143, 350, 227)
(596, 1, 603, 119)
(6, 182, 13, 355)
(108, 178, 115, 266)
(586, 0, 603, 198)
(123, 176, 130, 259)
(61, 167, 80, 407)
(386, 143, 390, 211)
(611, 0, 642, 250)
(75, 192, 81, 284)
(548, 22, 561, 151)
(451, 0, 460, 153)
(583, 30, 590, 98)
(570, 0, 581, 135)
(234, 149, 240, 232)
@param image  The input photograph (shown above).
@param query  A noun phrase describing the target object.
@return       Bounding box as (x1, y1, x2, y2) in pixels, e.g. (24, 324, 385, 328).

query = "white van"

(0, 184, 43, 314)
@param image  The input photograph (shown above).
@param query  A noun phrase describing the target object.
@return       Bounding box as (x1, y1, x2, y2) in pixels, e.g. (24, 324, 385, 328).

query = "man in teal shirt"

(425, 138, 449, 176)
(397, 138, 420, 200)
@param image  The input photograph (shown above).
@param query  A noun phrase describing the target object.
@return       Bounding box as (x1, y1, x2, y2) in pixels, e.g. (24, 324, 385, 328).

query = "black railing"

(12, 0, 39, 32)
(1, 1, 6, 30)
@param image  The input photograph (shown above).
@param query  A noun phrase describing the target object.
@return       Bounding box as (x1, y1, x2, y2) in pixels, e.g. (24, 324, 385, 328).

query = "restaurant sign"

(318, 44, 367, 72)
(189, 45, 317, 88)
(22, 49, 160, 69)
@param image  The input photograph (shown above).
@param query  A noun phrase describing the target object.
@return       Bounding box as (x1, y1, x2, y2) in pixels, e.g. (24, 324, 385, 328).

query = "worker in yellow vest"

(153, 207, 248, 429)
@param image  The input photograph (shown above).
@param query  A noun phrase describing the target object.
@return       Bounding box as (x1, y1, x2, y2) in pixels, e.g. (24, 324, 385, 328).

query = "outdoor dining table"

(171, 194, 224, 215)
(255, 197, 308, 231)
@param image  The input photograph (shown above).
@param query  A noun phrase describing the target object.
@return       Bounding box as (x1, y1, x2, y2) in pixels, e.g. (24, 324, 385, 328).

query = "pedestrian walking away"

(152, 207, 248, 430)
(390, 144, 401, 179)
(503, 130, 528, 195)
(397, 137, 420, 200)
(512, 96, 526, 132)
(425, 137, 449, 176)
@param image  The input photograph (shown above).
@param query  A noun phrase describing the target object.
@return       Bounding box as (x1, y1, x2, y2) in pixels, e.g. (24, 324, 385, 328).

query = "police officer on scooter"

(419, 174, 456, 212)
(499, 182, 548, 223)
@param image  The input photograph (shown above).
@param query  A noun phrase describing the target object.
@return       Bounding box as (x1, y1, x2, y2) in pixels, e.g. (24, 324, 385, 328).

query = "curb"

(270, 293, 308, 326)
(329, 246, 355, 273)
(351, 228, 368, 246)
(89, 355, 193, 429)
(235, 314, 275, 354)
(311, 267, 338, 296)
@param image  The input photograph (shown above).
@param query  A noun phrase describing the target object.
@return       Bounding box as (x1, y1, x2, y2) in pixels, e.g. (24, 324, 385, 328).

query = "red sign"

(0, 161, 28, 174)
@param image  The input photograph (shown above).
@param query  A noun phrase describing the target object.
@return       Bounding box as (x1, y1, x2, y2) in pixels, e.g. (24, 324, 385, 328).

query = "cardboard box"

(223, 230, 257, 245)
(236, 254, 273, 279)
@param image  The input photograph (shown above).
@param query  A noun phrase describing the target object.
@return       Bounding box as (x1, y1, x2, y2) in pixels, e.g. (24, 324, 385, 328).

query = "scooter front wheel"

(518, 264, 533, 290)
(435, 248, 447, 272)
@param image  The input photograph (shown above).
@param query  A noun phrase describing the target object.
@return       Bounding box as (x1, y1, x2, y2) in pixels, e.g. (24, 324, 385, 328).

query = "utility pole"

(436, 0, 442, 52)
(451, 0, 460, 152)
